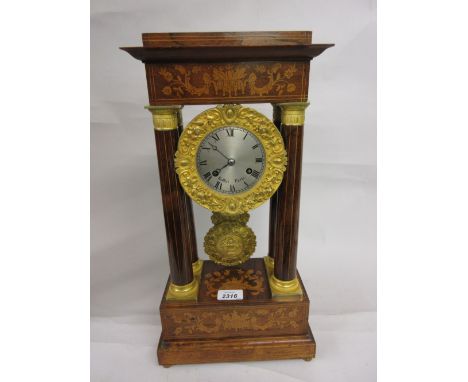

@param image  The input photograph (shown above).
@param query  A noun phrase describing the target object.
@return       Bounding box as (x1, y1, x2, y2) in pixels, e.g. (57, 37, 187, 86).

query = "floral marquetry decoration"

(204, 268, 265, 298)
(165, 307, 302, 338)
(146, 61, 309, 105)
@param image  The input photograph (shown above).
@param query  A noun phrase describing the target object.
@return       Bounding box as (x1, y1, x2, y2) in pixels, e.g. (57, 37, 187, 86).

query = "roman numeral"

(201, 147, 210, 150)
(252, 144, 259, 150)
(243, 181, 249, 187)
(211, 133, 220, 141)
(243, 133, 248, 140)
(255, 157, 263, 163)
(227, 128, 234, 137)
(251, 170, 260, 179)
(214, 181, 222, 190)
(230, 184, 236, 192)
(203, 172, 212, 181)
(199, 160, 207, 166)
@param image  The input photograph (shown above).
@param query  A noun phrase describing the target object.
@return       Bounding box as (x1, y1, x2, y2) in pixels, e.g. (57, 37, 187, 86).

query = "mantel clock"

(121, 31, 333, 366)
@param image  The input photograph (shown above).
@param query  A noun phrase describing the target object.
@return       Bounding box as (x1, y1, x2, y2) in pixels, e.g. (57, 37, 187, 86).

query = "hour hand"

(212, 162, 229, 177)
(217, 163, 229, 171)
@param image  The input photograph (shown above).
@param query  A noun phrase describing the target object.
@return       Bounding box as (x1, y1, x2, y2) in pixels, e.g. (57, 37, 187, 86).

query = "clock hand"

(217, 163, 229, 171)
(212, 162, 229, 177)
(208, 142, 230, 161)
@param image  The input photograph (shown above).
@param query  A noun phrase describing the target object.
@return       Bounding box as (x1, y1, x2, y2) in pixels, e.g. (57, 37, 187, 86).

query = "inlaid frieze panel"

(145, 61, 309, 105)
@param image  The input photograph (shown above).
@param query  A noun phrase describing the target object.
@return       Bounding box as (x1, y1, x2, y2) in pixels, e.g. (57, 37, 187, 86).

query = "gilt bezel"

(175, 104, 287, 215)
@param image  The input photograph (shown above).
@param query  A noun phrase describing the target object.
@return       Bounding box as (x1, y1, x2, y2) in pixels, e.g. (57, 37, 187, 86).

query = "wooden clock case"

(121, 31, 333, 367)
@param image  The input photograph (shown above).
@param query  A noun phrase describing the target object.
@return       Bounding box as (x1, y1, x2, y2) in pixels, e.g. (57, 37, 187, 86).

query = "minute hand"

(208, 142, 230, 161)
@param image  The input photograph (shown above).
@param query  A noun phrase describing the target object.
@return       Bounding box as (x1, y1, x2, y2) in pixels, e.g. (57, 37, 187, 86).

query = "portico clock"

(121, 31, 333, 367)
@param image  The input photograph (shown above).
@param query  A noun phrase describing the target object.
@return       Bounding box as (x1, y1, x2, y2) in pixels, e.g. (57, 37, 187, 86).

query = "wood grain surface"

(153, 128, 195, 285)
(142, 31, 312, 47)
(121, 31, 333, 105)
(158, 326, 316, 366)
(268, 105, 282, 260)
(177, 124, 199, 264)
(157, 259, 314, 365)
(144, 61, 310, 105)
(122, 44, 333, 63)
(273, 124, 304, 281)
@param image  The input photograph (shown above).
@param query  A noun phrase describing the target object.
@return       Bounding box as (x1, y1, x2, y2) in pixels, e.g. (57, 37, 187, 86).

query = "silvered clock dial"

(196, 126, 266, 195)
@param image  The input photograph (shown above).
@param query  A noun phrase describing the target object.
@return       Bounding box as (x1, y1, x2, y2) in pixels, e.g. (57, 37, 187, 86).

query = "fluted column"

(270, 102, 309, 296)
(265, 104, 282, 273)
(146, 105, 198, 300)
(176, 111, 202, 277)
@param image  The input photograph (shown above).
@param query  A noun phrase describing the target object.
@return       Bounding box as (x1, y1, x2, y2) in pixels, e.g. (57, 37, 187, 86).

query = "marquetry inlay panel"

(145, 61, 309, 105)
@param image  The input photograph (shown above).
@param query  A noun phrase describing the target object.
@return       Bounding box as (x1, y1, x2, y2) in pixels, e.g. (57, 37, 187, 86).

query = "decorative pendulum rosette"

(203, 212, 256, 266)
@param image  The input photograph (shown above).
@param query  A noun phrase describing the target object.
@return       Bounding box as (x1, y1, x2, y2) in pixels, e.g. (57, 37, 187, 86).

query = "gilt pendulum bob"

(175, 104, 287, 266)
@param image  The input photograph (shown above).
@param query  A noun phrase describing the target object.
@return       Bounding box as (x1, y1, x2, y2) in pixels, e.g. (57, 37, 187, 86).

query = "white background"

(2, 1, 468, 382)
(90, 0, 376, 380)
